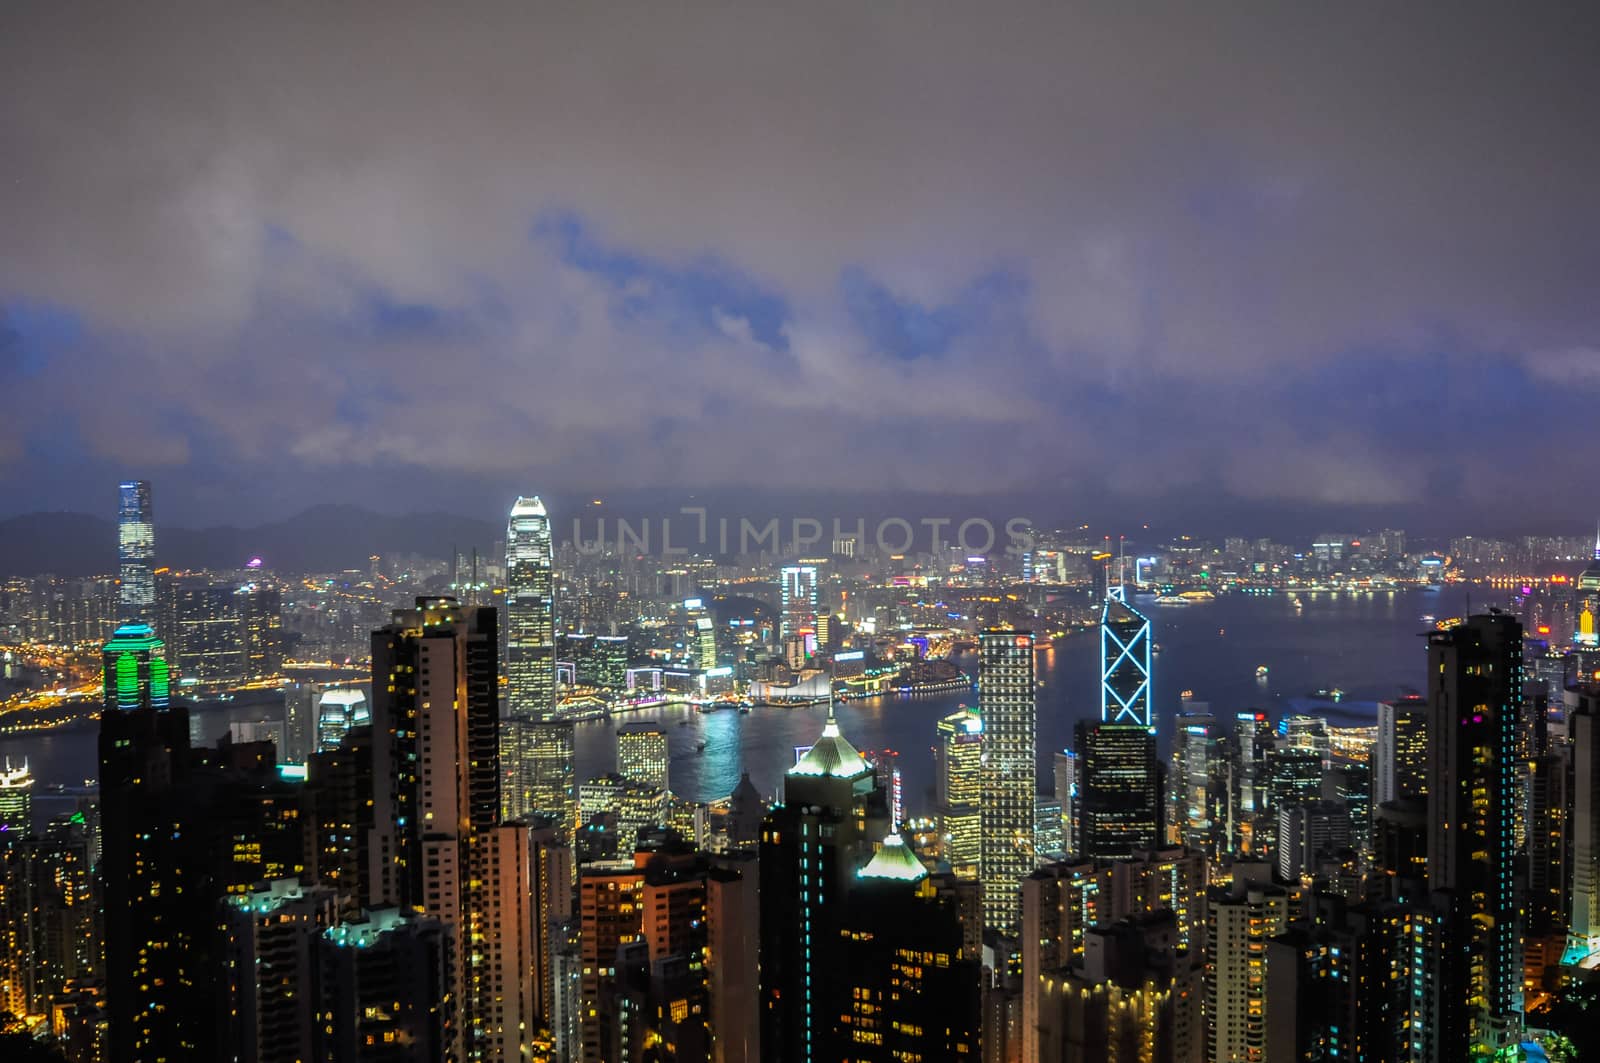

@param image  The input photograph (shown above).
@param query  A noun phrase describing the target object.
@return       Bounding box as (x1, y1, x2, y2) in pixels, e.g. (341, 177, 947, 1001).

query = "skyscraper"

(760, 710, 888, 1060)
(935, 708, 983, 876)
(1426, 612, 1523, 1059)
(616, 721, 670, 798)
(979, 628, 1036, 934)
(1205, 869, 1290, 1063)
(116, 480, 154, 624)
(1101, 594, 1152, 726)
(367, 597, 530, 1060)
(1078, 596, 1163, 859)
(506, 495, 556, 718)
(0, 758, 31, 835)
(1375, 695, 1429, 805)
(779, 564, 818, 643)
(1564, 685, 1600, 968)
(99, 622, 309, 1062)
(1575, 529, 1600, 649)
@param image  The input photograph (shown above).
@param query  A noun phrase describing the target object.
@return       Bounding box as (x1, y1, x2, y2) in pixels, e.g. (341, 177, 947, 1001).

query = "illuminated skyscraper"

(1567, 686, 1600, 967)
(116, 480, 155, 624)
(1426, 612, 1523, 1059)
(695, 615, 718, 671)
(506, 496, 556, 717)
(1101, 594, 1151, 726)
(979, 629, 1036, 934)
(935, 708, 983, 876)
(1078, 596, 1161, 859)
(779, 565, 818, 643)
(616, 721, 670, 807)
(1375, 695, 1429, 805)
(368, 597, 531, 1060)
(1576, 529, 1600, 648)
(0, 758, 31, 836)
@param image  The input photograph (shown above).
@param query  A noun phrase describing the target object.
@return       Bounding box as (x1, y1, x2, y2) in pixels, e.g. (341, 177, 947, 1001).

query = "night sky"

(2, 4, 1597, 528)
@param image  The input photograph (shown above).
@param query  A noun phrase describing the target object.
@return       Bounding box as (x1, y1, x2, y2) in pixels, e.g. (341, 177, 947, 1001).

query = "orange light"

(1538, 626, 1551, 635)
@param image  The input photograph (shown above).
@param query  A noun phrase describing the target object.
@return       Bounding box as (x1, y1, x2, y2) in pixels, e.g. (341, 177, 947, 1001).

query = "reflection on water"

(1, 587, 1471, 821)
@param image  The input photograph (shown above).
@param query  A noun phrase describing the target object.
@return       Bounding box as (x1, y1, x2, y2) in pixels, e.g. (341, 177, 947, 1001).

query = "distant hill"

(0, 505, 499, 577)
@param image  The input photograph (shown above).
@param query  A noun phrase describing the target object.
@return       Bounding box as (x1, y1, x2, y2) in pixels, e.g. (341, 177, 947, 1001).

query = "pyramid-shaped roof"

(858, 833, 928, 882)
(788, 710, 870, 780)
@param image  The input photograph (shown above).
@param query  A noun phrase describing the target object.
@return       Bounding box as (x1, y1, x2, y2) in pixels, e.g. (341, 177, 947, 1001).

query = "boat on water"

(696, 742, 707, 753)
(1255, 665, 1269, 679)
(1420, 614, 1436, 623)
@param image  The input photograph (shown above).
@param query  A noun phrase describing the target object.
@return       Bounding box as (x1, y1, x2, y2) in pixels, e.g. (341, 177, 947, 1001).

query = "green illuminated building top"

(102, 621, 170, 711)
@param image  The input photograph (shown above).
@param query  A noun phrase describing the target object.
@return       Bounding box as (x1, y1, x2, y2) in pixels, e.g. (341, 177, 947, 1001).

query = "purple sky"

(2, 4, 1597, 527)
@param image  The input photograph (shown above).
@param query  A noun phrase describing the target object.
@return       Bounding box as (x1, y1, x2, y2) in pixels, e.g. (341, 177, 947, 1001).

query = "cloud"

(0, 2, 1597, 522)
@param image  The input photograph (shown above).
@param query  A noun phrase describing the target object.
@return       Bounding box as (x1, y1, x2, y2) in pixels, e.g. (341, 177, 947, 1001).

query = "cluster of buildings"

(6, 483, 1600, 1060)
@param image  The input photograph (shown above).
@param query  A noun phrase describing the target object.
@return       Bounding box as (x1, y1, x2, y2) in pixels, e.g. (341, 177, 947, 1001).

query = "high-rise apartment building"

(979, 629, 1036, 934)
(1205, 870, 1290, 1063)
(116, 480, 155, 624)
(1425, 612, 1523, 1059)
(367, 597, 530, 1061)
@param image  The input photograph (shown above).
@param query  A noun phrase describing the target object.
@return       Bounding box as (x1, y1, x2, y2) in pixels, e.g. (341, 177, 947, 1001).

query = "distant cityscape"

(0, 481, 1598, 1061)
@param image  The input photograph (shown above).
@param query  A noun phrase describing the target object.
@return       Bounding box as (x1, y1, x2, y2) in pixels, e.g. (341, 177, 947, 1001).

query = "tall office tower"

(1076, 720, 1163, 858)
(315, 687, 370, 752)
(0, 814, 97, 1018)
(616, 721, 670, 797)
(707, 853, 760, 1063)
(1565, 685, 1600, 967)
(1425, 612, 1524, 1059)
(0, 757, 31, 834)
(1205, 870, 1290, 1063)
(1171, 710, 1226, 856)
(1033, 911, 1202, 1063)
(759, 711, 891, 1062)
(98, 622, 309, 1062)
(979, 629, 1037, 933)
(1229, 712, 1274, 855)
(834, 835, 983, 1059)
(1575, 530, 1600, 649)
(116, 480, 154, 623)
(503, 718, 577, 831)
(1376, 695, 1429, 804)
(695, 615, 718, 671)
(1274, 800, 1353, 883)
(316, 909, 456, 1062)
(1102, 595, 1152, 726)
(1079, 597, 1162, 860)
(506, 496, 556, 718)
(1054, 749, 1079, 855)
(778, 564, 818, 642)
(368, 597, 528, 1062)
(935, 708, 984, 876)
(221, 879, 338, 1063)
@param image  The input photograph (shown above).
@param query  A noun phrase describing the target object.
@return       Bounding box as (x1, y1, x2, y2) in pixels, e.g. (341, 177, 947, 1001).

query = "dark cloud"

(0, 2, 1597, 525)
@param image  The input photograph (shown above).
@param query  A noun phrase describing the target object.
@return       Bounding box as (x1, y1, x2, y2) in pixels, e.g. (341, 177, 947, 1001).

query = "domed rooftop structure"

(788, 708, 871, 780)
(858, 833, 928, 883)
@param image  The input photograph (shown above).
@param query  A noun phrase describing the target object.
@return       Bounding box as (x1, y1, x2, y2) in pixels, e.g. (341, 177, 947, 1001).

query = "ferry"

(1255, 665, 1269, 679)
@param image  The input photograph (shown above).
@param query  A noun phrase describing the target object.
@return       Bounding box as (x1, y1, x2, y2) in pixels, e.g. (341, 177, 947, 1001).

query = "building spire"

(1593, 518, 1599, 560)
